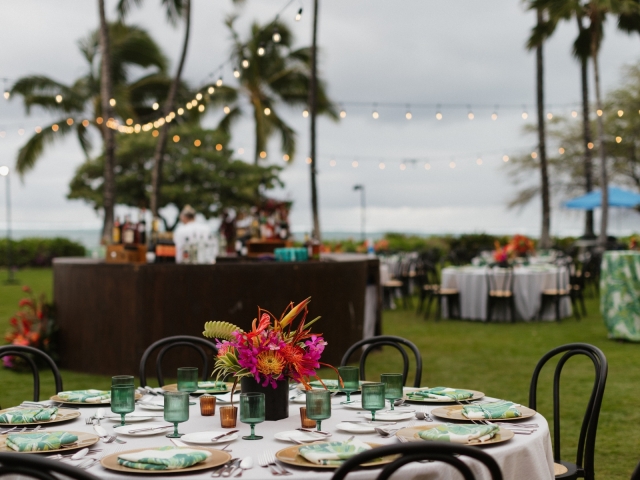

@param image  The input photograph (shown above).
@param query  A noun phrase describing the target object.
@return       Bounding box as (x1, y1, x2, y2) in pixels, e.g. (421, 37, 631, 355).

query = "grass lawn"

(0, 268, 638, 478)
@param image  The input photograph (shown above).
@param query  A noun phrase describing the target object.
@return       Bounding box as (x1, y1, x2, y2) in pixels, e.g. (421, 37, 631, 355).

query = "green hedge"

(0, 238, 85, 267)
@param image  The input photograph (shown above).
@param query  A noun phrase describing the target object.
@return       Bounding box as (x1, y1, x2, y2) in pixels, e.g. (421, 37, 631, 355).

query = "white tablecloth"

(441, 266, 572, 321)
(21, 394, 554, 480)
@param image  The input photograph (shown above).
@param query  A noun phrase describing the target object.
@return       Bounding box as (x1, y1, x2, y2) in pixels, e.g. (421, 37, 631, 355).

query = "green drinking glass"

(110, 385, 135, 427)
(362, 383, 385, 421)
(338, 366, 360, 404)
(177, 367, 198, 393)
(239, 393, 265, 440)
(381, 373, 403, 411)
(112, 375, 135, 386)
(305, 389, 331, 431)
(164, 391, 189, 438)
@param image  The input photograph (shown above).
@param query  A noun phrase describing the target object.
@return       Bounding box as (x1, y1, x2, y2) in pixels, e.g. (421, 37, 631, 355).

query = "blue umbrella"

(564, 186, 640, 210)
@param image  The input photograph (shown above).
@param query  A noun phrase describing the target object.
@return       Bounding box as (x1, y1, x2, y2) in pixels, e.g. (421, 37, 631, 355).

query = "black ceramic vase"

(240, 376, 289, 421)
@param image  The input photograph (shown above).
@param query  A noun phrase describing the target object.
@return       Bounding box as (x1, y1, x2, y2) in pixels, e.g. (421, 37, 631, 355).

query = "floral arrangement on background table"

(202, 297, 336, 420)
(510, 234, 535, 257)
(491, 234, 535, 266)
(629, 235, 639, 250)
(3, 286, 57, 369)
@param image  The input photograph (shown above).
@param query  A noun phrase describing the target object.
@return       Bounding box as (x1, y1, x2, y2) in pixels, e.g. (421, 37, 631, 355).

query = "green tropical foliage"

(203, 320, 243, 341)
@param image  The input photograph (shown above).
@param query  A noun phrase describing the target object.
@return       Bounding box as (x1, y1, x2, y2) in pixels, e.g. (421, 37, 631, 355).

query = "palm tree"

(117, 0, 191, 221)
(10, 23, 168, 233)
(308, 0, 321, 241)
(222, 18, 337, 165)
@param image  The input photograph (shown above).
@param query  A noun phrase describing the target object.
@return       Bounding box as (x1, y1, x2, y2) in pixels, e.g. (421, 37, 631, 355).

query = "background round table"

(601, 251, 640, 340)
(441, 265, 572, 321)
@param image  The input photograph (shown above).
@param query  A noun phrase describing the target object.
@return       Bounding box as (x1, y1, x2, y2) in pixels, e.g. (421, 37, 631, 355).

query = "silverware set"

(453, 400, 538, 434)
(257, 451, 292, 476)
(0, 425, 42, 435)
(415, 407, 433, 421)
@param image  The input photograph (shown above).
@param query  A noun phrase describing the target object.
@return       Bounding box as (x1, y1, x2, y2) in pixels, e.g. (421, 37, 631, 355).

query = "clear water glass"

(381, 373, 403, 410)
(362, 383, 385, 421)
(111, 385, 135, 427)
(177, 367, 198, 393)
(164, 391, 189, 438)
(305, 389, 331, 431)
(338, 366, 359, 404)
(239, 393, 265, 440)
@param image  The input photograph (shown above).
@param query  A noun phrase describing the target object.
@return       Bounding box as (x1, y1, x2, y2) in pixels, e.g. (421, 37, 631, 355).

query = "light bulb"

(616, 136, 622, 143)
(18, 128, 24, 135)
(198, 104, 205, 112)
(295, 8, 302, 21)
(109, 98, 116, 106)
(547, 112, 553, 120)
(352, 161, 359, 168)
(186, 102, 192, 110)
(242, 59, 250, 68)
(379, 162, 385, 169)
(339, 110, 347, 118)
(503, 155, 509, 162)
(126, 118, 133, 125)
(264, 107, 271, 116)
(283, 154, 290, 161)
(596, 109, 603, 116)
(224, 106, 231, 114)
(372, 110, 379, 119)
(82, 119, 90, 127)
(34, 126, 42, 133)
(260, 151, 267, 159)
(173, 135, 180, 143)
(258, 44, 265, 56)
(449, 161, 456, 169)
(306, 157, 312, 164)
(618, 110, 624, 117)
(424, 163, 431, 170)
(272, 29, 281, 43)
(208, 86, 215, 94)
(216, 77, 223, 87)
(196, 93, 203, 100)
(531, 152, 538, 159)
(55, 95, 63, 103)
(3, 91, 9, 99)
(330, 159, 336, 167)
(177, 108, 184, 115)
(233, 69, 240, 78)
(436, 112, 442, 120)
(52, 124, 59, 132)
(66, 118, 74, 126)
(194, 139, 201, 147)
(405, 111, 412, 120)
(571, 110, 578, 118)
(588, 142, 594, 149)
(559, 147, 565, 154)
(400, 163, 406, 171)
(0, 166, 9, 176)
(468, 112, 474, 120)
(192, 99, 198, 106)
(302, 109, 309, 117)
(522, 112, 528, 119)
(238, 148, 244, 154)
(152, 102, 159, 110)
(476, 158, 482, 165)
(216, 144, 223, 151)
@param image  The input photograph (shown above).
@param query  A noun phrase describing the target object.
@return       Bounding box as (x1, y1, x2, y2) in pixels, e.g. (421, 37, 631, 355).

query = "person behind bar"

(173, 205, 211, 264)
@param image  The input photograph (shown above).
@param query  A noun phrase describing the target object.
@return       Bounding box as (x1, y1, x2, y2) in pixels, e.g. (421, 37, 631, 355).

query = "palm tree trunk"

(150, 0, 191, 218)
(308, 0, 321, 242)
(577, 17, 595, 238)
(536, 9, 551, 249)
(98, 0, 116, 244)
(591, 24, 608, 249)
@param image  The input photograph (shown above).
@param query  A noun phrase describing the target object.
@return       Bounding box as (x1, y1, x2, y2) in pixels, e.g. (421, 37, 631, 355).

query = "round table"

(601, 251, 640, 341)
(26, 393, 554, 480)
(441, 266, 572, 321)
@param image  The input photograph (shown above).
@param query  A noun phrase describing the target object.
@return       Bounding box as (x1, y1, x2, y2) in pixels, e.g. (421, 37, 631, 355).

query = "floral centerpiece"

(202, 297, 336, 420)
(509, 234, 535, 257)
(630, 235, 639, 251)
(492, 241, 515, 267)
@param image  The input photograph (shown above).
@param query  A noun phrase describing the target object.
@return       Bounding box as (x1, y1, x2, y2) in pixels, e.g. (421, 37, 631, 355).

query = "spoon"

(234, 457, 253, 477)
(415, 411, 433, 422)
(374, 427, 399, 437)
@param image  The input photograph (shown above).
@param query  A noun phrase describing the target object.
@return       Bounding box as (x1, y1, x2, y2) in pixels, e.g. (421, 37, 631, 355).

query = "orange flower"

(256, 350, 285, 376)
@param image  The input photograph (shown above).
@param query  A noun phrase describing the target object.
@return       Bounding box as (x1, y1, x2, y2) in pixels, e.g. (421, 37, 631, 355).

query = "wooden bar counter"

(53, 255, 380, 376)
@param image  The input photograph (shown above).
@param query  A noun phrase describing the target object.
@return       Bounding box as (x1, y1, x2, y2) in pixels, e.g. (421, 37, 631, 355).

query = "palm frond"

(216, 106, 242, 135)
(268, 110, 296, 159)
(76, 122, 93, 159)
(16, 120, 74, 176)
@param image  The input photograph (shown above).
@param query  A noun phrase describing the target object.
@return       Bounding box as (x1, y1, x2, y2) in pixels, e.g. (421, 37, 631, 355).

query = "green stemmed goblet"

(362, 383, 385, 421)
(111, 385, 135, 427)
(177, 367, 198, 393)
(338, 366, 360, 404)
(239, 393, 265, 440)
(111, 375, 134, 386)
(164, 391, 189, 438)
(305, 389, 331, 431)
(381, 373, 403, 411)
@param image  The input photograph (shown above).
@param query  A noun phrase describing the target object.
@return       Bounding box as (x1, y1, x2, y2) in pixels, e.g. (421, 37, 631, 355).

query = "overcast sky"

(1, 0, 639, 238)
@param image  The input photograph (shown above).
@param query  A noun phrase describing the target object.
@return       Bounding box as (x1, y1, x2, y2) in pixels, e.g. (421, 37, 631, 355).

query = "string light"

(186, 102, 193, 110)
(588, 142, 594, 149)
(198, 104, 205, 112)
(491, 106, 498, 121)
(152, 130, 159, 137)
(302, 109, 309, 117)
(194, 139, 201, 147)
(66, 118, 73, 126)
(449, 161, 456, 169)
(260, 151, 267, 159)
(467, 106, 474, 120)
(283, 154, 290, 161)
(177, 107, 184, 115)
(96, 117, 103, 124)
(3, 91, 9, 100)
(339, 109, 347, 118)
(618, 110, 624, 117)
(379, 162, 385, 169)
(546, 112, 553, 120)
(264, 107, 271, 116)
(196, 93, 203, 100)
(476, 157, 483, 165)
(242, 59, 250, 68)
(597, 109, 603, 116)
(52, 124, 59, 132)
(238, 148, 244, 154)
(208, 86, 214, 94)
(405, 105, 412, 120)
(223, 106, 230, 114)
(233, 69, 240, 78)
(152, 102, 159, 110)
(330, 159, 336, 167)
(272, 28, 281, 43)
(522, 106, 528, 120)
(372, 104, 379, 119)
(571, 110, 578, 118)
(424, 163, 431, 170)
(216, 144, 223, 151)
(352, 161, 358, 168)
(503, 155, 509, 162)
(109, 98, 116, 106)
(34, 126, 41, 133)
(55, 95, 62, 103)
(173, 135, 180, 142)
(18, 128, 24, 135)
(558, 147, 565, 154)
(216, 77, 223, 87)
(436, 111, 443, 120)
(258, 43, 266, 56)
(126, 118, 133, 125)
(306, 157, 312, 164)
(616, 136, 622, 143)
(531, 151, 538, 159)
(295, 7, 302, 21)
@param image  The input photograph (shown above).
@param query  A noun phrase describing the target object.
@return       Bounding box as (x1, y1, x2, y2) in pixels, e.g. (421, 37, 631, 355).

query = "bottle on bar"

(112, 217, 122, 244)
(122, 215, 136, 248)
(138, 209, 147, 245)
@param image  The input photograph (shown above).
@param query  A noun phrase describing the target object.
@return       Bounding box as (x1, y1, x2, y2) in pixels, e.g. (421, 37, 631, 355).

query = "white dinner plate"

(290, 393, 306, 404)
(213, 393, 239, 404)
(335, 422, 376, 434)
(181, 431, 238, 444)
(113, 422, 174, 436)
(136, 402, 164, 411)
(361, 411, 415, 421)
(103, 414, 153, 422)
(273, 430, 329, 443)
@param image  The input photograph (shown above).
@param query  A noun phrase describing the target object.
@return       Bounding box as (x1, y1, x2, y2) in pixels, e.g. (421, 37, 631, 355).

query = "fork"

(265, 451, 292, 475)
(79, 446, 124, 470)
(258, 453, 281, 476)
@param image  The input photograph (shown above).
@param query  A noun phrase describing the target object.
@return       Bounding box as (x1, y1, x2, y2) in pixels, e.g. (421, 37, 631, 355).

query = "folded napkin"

(462, 401, 522, 419)
(197, 381, 228, 392)
(406, 387, 475, 401)
(418, 423, 500, 444)
(0, 407, 58, 424)
(57, 390, 111, 403)
(298, 440, 371, 466)
(117, 446, 211, 470)
(6, 431, 78, 452)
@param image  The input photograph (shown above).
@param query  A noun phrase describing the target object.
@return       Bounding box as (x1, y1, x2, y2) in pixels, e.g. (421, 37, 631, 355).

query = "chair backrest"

(0, 452, 100, 480)
(331, 442, 503, 480)
(529, 343, 608, 480)
(631, 459, 640, 480)
(0, 345, 63, 401)
(486, 266, 514, 293)
(139, 335, 218, 387)
(340, 335, 422, 388)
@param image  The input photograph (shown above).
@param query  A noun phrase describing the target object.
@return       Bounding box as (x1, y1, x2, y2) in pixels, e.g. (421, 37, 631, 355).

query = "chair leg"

(436, 296, 442, 321)
(453, 295, 460, 319)
(486, 298, 492, 323)
(417, 289, 426, 314)
(424, 293, 434, 320)
(555, 296, 561, 322)
(510, 297, 516, 323)
(570, 295, 581, 321)
(579, 292, 587, 317)
(538, 295, 545, 320)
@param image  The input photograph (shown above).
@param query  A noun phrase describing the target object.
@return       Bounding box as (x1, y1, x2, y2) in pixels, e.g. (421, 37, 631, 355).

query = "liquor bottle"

(137, 210, 147, 245)
(182, 237, 191, 264)
(122, 215, 136, 248)
(112, 217, 122, 244)
(303, 234, 312, 258)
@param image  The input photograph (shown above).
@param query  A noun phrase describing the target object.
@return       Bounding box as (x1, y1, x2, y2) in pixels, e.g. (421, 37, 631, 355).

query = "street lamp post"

(0, 166, 17, 284)
(353, 184, 365, 242)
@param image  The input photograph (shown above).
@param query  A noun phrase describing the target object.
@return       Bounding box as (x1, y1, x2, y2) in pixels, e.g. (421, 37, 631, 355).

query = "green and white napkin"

(406, 387, 475, 401)
(298, 439, 371, 466)
(418, 423, 500, 444)
(117, 446, 211, 470)
(462, 401, 522, 419)
(6, 431, 78, 452)
(197, 381, 228, 392)
(0, 407, 58, 424)
(57, 390, 111, 403)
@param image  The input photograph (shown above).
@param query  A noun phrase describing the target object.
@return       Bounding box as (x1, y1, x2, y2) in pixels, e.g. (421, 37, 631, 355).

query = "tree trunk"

(98, 0, 116, 244)
(308, 0, 321, 242)
(150, 0, 191, 218)
(536, 9, 551, 249)
(591, 23, 608, 249)
(578, 17, 595, 238)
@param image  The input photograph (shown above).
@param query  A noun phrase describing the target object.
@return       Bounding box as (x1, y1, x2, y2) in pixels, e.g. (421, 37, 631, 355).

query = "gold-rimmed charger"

(396, 425, 514, 446)
(0, 407, 81, 426)
(100, 447, 231, 474)
(275, 442, 398, 469)
(0, 431, 100, 454)
(50, 392, 142, 405)
(430, 404, 537, 422)
(161, 382, 237, 394)
(403, 389, 485, 404)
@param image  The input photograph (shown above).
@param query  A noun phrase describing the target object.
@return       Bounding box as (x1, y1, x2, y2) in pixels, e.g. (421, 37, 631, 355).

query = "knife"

(211, 430, 239, 441)
(93, 424, 109, 438)
(127, 425, 173, 434)
(212, 458, 238, 478)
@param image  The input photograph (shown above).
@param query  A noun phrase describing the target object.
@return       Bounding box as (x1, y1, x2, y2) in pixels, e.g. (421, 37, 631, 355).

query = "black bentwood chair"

(631, 459, 640, 480)
(0, 345, 63, 401)
(529, 343, 608, 480)
(139, 335, 218, 387)
(340, 335, 422, 388)
(0, 452, 101, 480)
(331, 442, 503, 480)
